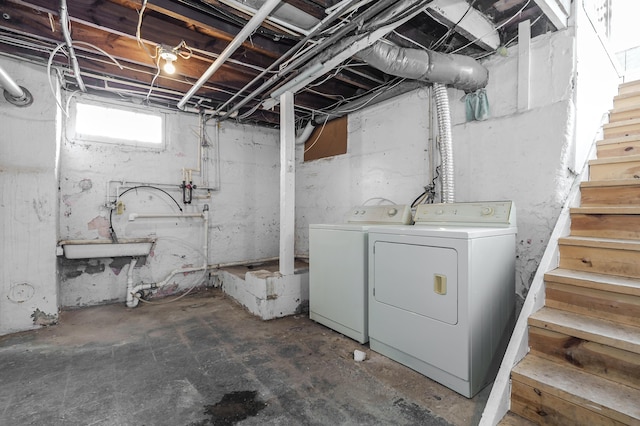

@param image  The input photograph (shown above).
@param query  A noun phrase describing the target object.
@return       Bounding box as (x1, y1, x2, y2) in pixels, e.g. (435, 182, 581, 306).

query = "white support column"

(517, 20, 531, 112)
(279, 91, 295, 275)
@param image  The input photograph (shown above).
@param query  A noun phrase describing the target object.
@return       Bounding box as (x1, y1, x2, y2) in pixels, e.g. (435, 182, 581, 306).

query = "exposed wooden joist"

(11, 0, 289, 60)
(0, 5, 261, 86)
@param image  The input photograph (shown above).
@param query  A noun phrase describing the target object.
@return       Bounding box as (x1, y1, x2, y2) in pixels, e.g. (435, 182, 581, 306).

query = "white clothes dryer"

(309, 204, 412, 344)
(367, 201, 517, 397)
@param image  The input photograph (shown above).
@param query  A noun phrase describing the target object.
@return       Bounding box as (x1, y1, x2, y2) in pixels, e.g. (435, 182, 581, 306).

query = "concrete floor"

(0, 288, 490, 425)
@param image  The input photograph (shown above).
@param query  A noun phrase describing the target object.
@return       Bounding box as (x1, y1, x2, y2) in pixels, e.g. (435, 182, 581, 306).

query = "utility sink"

(58, 239, 155, 259)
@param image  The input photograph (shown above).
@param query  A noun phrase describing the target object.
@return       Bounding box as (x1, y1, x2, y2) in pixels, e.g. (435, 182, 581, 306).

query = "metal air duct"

(356, 41, 489, 92)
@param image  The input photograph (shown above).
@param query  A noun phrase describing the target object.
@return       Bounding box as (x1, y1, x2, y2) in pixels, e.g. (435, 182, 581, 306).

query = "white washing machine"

(368, 201, 517, 397)
(309, 204, 412, 344)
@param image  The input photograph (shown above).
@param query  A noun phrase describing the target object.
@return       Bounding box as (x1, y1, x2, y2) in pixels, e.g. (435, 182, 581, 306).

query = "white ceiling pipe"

(177, 0, 282, 110)
(0, 64, 33, 106)
(0, 64, 24, 98)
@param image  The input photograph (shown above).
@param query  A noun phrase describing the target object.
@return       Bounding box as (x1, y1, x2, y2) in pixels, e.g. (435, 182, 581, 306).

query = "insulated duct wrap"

(356, 42, 488, 92)
(433, 83, 454, 203)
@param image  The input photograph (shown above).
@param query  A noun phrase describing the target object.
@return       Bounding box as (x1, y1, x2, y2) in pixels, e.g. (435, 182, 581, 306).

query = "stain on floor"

(195, 390, 266, 425)
(0, 288, 490, 425)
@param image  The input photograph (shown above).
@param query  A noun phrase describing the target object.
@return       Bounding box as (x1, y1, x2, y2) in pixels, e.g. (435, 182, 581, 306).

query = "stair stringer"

(479, 144, 595, 425)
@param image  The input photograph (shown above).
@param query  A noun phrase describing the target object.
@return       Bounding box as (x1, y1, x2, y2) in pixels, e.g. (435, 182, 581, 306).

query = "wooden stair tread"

(619, 79, 640, 91)
(581, 179, 640, 188)
(512, 354, 640, 423)
(597, 134, 640, 146)
(497, 412, 537, 425)
(529, 307, 640, 354)
(610, 105, 640, 114)
(571, 206, 640, 214)
(558, 235, 640, 250)
(618, 82, 640, 96)
(614, 92, 640, 101)
(589, 154, 640, 165)
(603, 117, 640, 129)
(545, 268, 640, 296)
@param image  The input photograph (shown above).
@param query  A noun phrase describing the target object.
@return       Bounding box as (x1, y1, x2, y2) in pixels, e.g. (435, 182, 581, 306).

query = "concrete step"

(558, 235, 640, 279)
(511, 354, 640, 425)
(589, 155, 640, 180)
(580, 179, 640, 206)
(603, 117, 640, 139)
(596, 134, 640, 158)
(570, 206, 640, 239)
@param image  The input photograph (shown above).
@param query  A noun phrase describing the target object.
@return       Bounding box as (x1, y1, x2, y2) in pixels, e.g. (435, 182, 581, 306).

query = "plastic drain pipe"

(126, 206, 209, 308)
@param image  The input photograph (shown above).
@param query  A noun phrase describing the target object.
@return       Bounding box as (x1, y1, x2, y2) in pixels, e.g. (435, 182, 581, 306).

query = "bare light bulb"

(163, 58, 176, 74)
(159, 48, 178, 74)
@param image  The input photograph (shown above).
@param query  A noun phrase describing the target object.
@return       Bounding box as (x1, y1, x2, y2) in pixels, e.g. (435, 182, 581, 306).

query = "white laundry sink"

(58, 239, 154, 259)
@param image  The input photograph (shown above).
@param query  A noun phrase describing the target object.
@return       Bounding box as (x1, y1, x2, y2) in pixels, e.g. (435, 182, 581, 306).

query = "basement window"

(71, 101, 164, 147)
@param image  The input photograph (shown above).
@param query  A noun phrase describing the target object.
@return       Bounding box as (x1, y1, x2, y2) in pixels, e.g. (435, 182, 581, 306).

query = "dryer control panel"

(347, 204, 412, 224)
(414, 201, 515, 227)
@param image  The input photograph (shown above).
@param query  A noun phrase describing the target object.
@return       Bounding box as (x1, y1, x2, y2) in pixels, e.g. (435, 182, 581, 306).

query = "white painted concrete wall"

(296, 29, 588, 301)
(59, 107, 280, 307)
(0, 56, 59, 334)
(296, 88, 431, 251)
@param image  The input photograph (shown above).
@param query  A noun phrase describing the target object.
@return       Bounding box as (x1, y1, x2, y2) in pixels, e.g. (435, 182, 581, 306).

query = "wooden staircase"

(500, 80, 640, 425)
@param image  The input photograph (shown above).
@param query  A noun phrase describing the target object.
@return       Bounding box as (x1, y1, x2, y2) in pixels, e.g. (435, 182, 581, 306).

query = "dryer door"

(372, 241, 458, 325)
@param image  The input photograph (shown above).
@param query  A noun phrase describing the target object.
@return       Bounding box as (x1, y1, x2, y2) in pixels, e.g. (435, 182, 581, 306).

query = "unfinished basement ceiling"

(0, 0, 565, 127)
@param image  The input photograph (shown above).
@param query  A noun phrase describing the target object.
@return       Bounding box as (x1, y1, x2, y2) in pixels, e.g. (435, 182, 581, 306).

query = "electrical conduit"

(60, 0, 86, 92)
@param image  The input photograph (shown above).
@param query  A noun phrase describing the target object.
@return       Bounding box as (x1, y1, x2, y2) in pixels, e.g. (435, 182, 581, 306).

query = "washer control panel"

(414, 201, 514, 226)
(347, 204, 412, 224)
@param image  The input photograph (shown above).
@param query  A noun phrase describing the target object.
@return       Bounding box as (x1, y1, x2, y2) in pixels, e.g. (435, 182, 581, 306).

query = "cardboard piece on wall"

(304, 116, 347, 161)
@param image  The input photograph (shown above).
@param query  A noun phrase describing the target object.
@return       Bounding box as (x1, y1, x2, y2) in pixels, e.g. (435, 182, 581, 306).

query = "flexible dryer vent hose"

(433, 83, 454, 203)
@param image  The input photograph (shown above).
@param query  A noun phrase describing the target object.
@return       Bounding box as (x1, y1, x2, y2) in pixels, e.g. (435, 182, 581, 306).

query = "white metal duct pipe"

(433, 82, 454, 203)
(126, 207, 209, 308)
(60, 0, 86, 92)
(177, 0, 282, 110)
(356, 41, 489, 92)
(0, 65, 33, 107)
